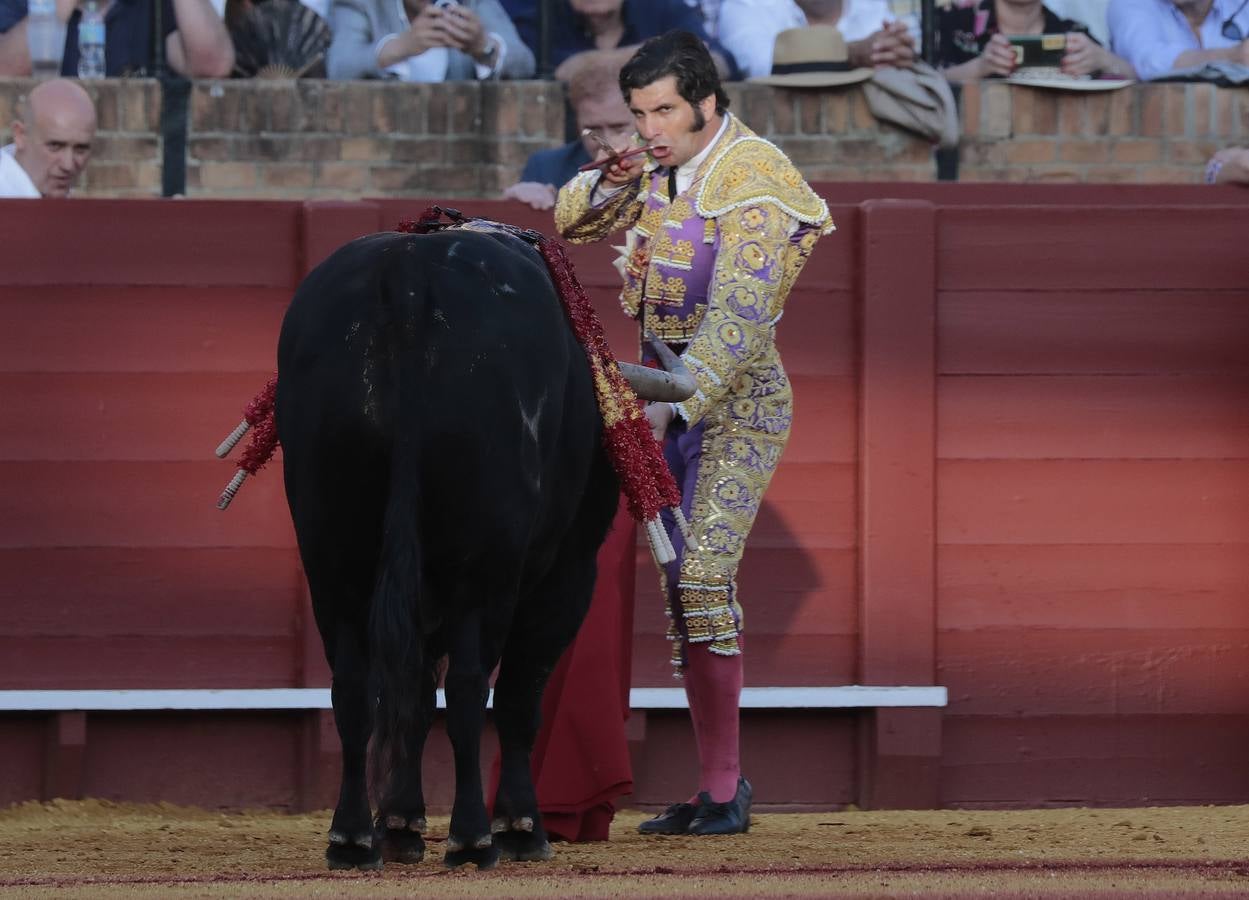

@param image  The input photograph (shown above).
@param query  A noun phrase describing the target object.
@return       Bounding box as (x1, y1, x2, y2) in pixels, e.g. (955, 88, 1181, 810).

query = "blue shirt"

(521, 140, 592, 187)
(0, 0, 176, 77)
(500, 0, 738, 77)
(1108, 0, 1249, 80)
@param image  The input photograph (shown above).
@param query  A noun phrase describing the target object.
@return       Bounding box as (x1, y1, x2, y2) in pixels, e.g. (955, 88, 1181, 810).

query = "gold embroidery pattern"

(656, 274, 688, 303)
(680, 587, 739, 645)
(618, 201, 668, 318)
(695, 122, 833, 232)
(635, 200, 666, 238)
(643, 304, 706, 342)
(676, 201, 795, 428)
(626, 116, 830, 668)
(660, 239, 696, 269)
(554, 168, 652, 244)
(666, 196, 694, 224)
(775, 227, 820, 303)
(647, 230, 695, 271)
(663, 346, 793, 667)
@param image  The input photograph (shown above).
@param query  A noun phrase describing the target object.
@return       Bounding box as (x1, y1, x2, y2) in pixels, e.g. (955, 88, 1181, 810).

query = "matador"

(555, 30, 833, 836)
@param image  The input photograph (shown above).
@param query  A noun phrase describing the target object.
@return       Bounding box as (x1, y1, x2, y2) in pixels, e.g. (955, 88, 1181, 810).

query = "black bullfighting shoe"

(637, 801, 698, 835)
(687, 777, 752, 836)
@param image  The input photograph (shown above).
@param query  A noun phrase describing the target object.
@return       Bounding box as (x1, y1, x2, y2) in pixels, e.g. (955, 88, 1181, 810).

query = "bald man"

(0, 79, 96, 198)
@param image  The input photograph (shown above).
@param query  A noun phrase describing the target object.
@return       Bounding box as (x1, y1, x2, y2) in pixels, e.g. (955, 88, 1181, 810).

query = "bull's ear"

(618, 335, 696, 403)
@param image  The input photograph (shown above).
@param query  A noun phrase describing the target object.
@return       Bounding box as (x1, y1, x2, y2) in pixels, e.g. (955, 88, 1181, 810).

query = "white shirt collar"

(673, 113, 730, 194)
(0, 144, 41, 199)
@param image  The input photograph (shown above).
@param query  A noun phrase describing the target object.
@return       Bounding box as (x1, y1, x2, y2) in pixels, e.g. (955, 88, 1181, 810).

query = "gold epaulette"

(695, 136, 833, 233)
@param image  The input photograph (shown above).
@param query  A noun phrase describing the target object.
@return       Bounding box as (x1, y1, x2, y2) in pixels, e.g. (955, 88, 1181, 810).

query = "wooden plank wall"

(0, 200, 304, 698)
(935, 204, 1249, 806)
(3, 190, 1248, 810)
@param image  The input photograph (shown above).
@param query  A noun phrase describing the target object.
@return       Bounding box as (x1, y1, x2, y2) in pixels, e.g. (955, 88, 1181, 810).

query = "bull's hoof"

(495, 830, 554, 862)
(326, 828, 382, 871)
(382, 828, 426, 865)
(443, 833, 498, 870)
(491, 814, 553, 861)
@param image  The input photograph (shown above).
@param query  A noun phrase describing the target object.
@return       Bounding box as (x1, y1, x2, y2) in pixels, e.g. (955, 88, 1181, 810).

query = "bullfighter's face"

(626, 75, 720, 170)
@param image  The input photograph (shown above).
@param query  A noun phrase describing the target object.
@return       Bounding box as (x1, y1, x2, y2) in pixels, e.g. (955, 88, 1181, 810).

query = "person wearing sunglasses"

(1107, 0, 1249, 80)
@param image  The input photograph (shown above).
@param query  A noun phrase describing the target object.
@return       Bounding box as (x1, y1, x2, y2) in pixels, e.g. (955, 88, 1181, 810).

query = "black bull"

(276, 227, 623, 869)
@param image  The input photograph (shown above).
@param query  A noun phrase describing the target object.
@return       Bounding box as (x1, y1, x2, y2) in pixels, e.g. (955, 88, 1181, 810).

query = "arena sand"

(1, 800, 1247, 897)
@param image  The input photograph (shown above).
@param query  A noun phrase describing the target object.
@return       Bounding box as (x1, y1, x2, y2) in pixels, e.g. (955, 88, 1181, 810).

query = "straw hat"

(750, 25, 874, 87)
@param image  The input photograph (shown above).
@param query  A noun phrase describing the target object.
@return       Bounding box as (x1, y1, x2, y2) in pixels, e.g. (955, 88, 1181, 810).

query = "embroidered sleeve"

(554, 169, 648, 244)
(675, 201, 794, 427)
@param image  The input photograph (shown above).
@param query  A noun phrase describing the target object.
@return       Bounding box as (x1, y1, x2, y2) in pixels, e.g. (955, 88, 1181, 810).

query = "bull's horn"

(617, 334, 697, 402)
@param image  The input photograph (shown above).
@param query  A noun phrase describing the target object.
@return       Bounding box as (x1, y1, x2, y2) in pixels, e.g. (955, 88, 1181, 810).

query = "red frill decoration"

(237, 374, 279, 475)
(535, 239, 681, 523)
(223, 210, 680, 526)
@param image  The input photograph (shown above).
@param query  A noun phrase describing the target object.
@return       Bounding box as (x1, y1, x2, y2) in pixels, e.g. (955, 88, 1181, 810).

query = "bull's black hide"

(276, 227, 619, 869)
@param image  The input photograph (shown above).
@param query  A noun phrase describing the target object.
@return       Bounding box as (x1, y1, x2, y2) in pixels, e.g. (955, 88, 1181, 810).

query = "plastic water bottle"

(25, 0, 66, 79)
(77, 0, 106, 80)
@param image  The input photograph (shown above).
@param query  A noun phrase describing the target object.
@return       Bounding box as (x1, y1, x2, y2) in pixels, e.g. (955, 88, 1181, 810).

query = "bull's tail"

(368, 438, 425, 800)
(367, 274, 428, 801)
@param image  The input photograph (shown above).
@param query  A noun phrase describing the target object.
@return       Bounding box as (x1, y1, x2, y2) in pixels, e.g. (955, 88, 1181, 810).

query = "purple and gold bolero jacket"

(554, 115, 833, 430)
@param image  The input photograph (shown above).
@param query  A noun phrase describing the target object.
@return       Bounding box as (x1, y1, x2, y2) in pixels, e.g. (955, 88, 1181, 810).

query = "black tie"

(667, 167, 678, 202)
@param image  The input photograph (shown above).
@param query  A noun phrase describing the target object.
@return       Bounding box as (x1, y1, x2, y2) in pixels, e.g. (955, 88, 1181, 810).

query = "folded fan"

(230, 0, 331, 79)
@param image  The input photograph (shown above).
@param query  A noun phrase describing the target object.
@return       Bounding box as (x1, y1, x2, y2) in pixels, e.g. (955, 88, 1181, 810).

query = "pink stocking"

(682, 665, 705, 804)
(683, 646, 744, 803)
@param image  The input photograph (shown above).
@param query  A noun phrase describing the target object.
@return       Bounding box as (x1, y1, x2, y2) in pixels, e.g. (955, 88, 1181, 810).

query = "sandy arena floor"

(1, 800, 1247, 898)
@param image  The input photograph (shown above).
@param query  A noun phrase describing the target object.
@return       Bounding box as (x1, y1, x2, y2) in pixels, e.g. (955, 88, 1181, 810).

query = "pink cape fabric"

(491, 503, 637, 842)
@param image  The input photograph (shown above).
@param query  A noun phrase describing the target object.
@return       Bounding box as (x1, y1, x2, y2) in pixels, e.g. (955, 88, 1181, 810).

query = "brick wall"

(186, 80, 564, 198)
(0, 78, 1242, 198)
(958, 81, 1248, 182)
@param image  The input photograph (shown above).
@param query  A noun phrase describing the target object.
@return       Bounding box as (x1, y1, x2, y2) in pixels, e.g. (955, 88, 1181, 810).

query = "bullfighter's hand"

(644, 401, 674, 441)
(599, 141, 647, 186)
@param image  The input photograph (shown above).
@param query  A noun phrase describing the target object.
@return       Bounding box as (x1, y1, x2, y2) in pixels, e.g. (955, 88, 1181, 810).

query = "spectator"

(936, 0, 1135, 81)
(0, 78, 95, 198)
(503, 0, 738, 79)
(1205, 146, 1249, 183)
(327, 0, 533, 80)
(0, 0, 235, 78)
(1108, 0, 1249, 81)
(503, 48, 631, 210)
(718, 0, 915, 78)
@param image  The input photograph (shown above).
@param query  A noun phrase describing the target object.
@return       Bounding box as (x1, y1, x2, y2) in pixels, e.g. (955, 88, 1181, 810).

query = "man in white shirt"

(0, 78, 96, 199)
(718, 0, 915, 78)
(1109, 0, 1249, 80)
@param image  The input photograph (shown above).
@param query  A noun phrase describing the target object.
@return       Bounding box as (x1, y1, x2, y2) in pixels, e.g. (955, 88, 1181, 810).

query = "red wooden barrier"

(2, 185, 1248, 811)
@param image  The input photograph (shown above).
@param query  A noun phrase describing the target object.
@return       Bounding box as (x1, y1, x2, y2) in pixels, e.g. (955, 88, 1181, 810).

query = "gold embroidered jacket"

(554, 115, 833, 428)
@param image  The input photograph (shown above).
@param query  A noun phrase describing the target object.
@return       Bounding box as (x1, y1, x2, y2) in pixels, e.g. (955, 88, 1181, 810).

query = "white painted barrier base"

(0, 686, 946, 712)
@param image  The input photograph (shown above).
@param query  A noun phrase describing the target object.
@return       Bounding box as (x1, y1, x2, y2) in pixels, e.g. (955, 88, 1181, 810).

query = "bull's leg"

(377, 659, 438, 864)
(324, 624, 382, 871)
(491, 553, 597, 862)
(443, 611, 498, 869)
